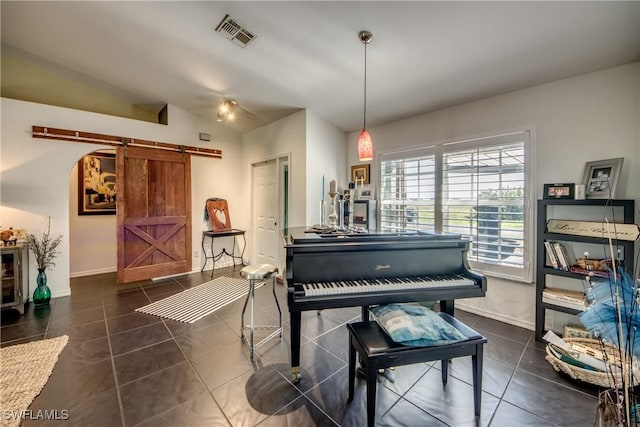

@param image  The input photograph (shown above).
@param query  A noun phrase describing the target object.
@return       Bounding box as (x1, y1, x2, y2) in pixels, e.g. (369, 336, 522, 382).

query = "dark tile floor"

(1, 267, 602, 426)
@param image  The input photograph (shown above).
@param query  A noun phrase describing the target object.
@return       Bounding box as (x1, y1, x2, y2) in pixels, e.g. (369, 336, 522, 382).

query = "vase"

(33, 268, 51, 308)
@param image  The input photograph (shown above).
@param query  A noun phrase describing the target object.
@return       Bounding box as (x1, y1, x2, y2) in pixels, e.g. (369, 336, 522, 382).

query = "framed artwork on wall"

(78, 152, 117, 215)
(351, 164, 370, 185)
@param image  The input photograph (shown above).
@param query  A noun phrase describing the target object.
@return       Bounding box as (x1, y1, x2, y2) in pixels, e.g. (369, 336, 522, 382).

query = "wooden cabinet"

(535, 199, 636, 341)
(1, 244, 29, 314)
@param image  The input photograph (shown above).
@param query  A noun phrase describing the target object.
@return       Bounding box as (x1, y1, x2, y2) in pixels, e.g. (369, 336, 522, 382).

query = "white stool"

(240, 264, 282, 358)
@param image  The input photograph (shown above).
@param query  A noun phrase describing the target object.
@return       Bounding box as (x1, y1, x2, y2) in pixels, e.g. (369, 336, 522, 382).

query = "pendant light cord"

(363, 41, 367, 130)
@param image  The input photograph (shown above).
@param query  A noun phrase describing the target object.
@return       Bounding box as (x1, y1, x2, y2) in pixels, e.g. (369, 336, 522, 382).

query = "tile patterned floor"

(1, 267, 602, 426)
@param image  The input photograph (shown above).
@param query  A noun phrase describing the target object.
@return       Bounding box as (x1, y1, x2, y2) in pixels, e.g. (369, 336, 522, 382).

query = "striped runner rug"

(136, 276, 264, 323)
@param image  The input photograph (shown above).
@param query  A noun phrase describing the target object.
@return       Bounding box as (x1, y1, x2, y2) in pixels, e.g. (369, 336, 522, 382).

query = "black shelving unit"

(535, 198, 636, 341)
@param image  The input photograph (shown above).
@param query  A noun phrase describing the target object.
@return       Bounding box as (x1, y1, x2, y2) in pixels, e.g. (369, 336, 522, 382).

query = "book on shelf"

(544, 241, 560, 269)
(568, 266, 611, 278)
(542, 288, 587, 311)
(543, 241, 576, 271)
(553, 241, 575, 271)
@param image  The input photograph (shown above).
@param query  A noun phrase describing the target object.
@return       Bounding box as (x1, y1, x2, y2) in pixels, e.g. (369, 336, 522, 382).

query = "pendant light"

(357, 30, 374, 161)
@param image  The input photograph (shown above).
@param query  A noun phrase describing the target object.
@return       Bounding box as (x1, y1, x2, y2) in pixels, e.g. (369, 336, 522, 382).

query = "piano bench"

(347, 314, 486, 427)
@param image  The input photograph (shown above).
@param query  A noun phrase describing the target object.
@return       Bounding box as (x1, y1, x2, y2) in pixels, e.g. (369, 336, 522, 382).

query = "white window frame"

(378, 130, 535, 283)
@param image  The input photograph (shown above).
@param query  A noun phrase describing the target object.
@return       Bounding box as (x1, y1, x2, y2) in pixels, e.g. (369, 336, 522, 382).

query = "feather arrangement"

(579, 269, 640, 360)
(579, 267, 640, 426)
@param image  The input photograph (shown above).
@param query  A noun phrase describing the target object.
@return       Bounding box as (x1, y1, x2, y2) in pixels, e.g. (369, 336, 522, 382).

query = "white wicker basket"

(545, 338, 640, 388)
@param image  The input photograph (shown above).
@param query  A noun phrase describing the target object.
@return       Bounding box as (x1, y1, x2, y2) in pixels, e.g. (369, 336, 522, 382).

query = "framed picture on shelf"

(357, 186, 374, 200)
(78, 152, 117, 215)
(582, 157, 623, 199)
(351, 164, 370, 185)
(543, 183, 574, 199)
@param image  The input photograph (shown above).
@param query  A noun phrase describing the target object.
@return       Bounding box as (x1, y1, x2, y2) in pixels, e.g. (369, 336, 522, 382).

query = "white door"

(253, 159, 279, 266)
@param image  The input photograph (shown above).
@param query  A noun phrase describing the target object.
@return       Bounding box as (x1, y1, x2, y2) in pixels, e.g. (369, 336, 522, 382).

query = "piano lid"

(283, 226, 464, 245)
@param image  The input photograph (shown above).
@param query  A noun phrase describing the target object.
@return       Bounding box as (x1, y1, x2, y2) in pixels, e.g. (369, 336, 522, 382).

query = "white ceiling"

(2, 1, 639, 134)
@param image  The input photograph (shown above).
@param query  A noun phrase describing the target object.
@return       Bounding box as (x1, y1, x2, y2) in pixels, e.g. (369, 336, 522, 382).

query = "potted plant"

(26, 217, 62, 307)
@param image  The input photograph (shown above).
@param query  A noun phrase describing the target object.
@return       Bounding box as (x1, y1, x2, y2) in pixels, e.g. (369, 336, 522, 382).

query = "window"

(379, 131, 532, 282)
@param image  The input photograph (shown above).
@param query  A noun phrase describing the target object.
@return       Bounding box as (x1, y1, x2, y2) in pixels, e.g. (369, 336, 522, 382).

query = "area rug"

(136, 276, 264, 323)
(0, 335, 69, 427)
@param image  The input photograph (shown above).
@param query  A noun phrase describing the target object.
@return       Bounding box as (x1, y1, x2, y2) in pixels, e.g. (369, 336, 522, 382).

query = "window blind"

(379, 131, 530, 281)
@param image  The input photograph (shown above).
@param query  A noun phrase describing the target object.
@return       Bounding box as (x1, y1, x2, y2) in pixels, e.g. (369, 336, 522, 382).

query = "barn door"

(116, 146, 192, 283)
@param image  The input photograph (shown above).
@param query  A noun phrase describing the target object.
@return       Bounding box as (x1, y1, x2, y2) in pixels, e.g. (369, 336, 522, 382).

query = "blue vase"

(33, 268, 51, 308)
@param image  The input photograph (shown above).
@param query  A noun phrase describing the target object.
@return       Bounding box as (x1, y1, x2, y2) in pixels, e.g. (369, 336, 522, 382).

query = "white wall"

(241, 110, 307, 262)
(347, 62, 640, 330)
(1, 98, 243, 297)
(305, 112, 348, 226)
(240, 109, 347, 258)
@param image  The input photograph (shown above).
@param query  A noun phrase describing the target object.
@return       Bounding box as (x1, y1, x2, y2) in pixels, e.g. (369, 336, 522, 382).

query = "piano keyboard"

(301, 274, 475, 297)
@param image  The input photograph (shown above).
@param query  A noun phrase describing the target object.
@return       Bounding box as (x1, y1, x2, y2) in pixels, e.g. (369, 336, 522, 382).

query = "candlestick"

(322, 175, 325, 201)
(348, 182, 355, 229)
(319, 200, 326, 227)
(338, 196, 345, 230)
(328, 191, 338, 228)
(329, 179, 336, 194)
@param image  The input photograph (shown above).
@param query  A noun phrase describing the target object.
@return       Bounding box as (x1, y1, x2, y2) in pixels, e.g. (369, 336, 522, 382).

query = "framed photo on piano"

(356, 186, 374, 200)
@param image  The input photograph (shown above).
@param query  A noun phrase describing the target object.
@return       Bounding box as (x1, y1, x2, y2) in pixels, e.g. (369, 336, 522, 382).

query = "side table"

(200, 229, 246, 277)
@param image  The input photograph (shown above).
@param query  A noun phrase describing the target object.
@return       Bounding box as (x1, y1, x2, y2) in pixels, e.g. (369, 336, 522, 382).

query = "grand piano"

(284, 226, 487, 381)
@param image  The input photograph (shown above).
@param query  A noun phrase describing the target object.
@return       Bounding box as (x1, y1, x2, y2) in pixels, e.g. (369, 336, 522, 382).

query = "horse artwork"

(78, 152, 117, 215)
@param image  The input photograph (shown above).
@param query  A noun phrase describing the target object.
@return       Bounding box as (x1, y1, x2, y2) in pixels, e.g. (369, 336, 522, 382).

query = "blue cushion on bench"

(369, 303, 467, 347)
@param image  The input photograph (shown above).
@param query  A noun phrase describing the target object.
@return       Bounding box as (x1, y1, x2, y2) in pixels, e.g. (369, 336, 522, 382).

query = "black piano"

(284, 226, 486, 381)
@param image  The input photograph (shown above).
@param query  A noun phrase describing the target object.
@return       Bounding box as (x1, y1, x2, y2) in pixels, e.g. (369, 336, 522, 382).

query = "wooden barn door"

(116, 146, 192, 283)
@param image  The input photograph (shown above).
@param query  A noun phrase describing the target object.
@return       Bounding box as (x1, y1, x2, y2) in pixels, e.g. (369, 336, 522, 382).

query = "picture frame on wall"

(543, 183, 575, 199)
(351, 164, 370, 185)
(582, 157, 623, 199)
(78, 152, 117, 215)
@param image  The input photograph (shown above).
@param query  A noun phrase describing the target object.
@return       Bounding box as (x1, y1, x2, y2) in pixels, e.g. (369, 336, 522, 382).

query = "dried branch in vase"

(26, 217, 63, 270)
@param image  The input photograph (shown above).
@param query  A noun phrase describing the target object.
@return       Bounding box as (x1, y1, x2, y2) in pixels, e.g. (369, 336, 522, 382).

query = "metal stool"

(240, 264, 282, 358)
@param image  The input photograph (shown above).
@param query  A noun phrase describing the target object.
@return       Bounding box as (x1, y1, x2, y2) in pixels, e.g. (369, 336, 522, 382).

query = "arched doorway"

(69, 149, 118, 278)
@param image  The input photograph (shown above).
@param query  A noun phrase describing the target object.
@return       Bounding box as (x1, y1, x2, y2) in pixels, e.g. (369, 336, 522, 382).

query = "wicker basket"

(576, 258, 612, 271)
(545, 337, 640, 388)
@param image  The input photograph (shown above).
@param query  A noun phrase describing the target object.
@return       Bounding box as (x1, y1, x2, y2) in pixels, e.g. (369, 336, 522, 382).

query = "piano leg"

(440, 300, 455, 316)
(290, 311, 302, 382)
(361, 306, 369, 321)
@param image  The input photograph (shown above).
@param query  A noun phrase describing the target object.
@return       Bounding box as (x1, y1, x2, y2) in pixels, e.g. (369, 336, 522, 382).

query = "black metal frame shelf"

(535, 198, 636, 341)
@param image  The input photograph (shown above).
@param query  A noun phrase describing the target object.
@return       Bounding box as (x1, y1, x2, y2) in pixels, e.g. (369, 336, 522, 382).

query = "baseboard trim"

(69, 260, 240, 281)
(152, 259, 239, 281)
(70, 267, 116, 278)
(456, 302, 534, 331)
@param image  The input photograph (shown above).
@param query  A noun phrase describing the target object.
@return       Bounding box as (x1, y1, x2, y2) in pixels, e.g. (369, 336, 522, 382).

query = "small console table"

(201, 229, 246, 277)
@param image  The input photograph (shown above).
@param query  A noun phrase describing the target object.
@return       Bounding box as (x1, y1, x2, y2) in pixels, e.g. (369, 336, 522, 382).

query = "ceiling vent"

(215, 14, 256, 48)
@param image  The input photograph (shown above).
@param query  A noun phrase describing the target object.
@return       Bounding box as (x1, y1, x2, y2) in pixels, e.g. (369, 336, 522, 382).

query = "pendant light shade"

(358, 129, 373, 161)
(358, 30, 374, 162)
